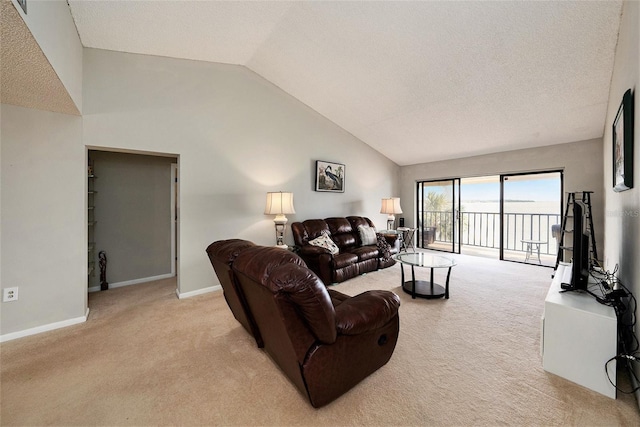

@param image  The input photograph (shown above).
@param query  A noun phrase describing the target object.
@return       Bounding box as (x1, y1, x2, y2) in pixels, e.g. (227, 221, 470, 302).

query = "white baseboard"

(88, 273, 175, 293)
(2, 279, 218, 342)
(176, 285, 221, 299)
(90, 273, 220, 299)
(0, 308, 89, 343)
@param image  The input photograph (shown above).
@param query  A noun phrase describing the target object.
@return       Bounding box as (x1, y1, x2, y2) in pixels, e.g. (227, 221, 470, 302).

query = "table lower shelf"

(402, 280, 447, 299)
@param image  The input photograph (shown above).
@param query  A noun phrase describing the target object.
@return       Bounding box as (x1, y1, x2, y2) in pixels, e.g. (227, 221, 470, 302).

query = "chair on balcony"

(422, 226, 436, 247)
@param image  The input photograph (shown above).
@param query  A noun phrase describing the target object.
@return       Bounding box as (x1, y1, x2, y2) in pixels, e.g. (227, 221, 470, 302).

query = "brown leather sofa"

(206, 240, 401, 408)
(291, 216, 399, 285)
(205, 239, 262, 346)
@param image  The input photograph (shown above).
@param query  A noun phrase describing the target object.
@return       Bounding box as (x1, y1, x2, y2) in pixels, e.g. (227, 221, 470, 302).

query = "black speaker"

(399, 218, 405, 227)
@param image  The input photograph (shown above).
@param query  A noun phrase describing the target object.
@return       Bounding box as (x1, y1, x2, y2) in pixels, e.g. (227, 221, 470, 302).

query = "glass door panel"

(460, 176, 501, 259)
(501, 171, 562, 266)
(417, 179, 461, 253)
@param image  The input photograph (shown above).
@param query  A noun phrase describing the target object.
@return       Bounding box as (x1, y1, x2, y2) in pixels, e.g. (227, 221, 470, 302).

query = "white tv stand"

(542, 273, 617, 398)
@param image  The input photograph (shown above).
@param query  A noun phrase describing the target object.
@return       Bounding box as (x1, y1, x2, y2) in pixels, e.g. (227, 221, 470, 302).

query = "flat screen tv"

(570, 201, 590, 291)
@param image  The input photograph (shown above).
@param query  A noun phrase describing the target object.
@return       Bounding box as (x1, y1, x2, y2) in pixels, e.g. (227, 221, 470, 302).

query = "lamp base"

(274, 216, 289, 247)
(386, 214, 396, 231)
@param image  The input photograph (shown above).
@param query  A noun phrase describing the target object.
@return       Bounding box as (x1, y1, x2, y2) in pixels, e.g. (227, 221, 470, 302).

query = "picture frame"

(17, 0, 27, 14)
(315, 160, 345, 192)
(612, 89, 634, 192)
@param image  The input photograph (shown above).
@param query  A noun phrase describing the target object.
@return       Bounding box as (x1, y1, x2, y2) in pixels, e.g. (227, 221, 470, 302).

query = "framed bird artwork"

(315, 160, 345, 192)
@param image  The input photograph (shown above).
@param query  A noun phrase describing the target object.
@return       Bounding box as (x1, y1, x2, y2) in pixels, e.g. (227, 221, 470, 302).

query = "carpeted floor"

(1, 251, 639, 426)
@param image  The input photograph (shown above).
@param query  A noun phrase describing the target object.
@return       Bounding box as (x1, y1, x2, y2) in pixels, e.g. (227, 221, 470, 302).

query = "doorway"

(459, 175, 501, 259)
(87, 150, 179, 293)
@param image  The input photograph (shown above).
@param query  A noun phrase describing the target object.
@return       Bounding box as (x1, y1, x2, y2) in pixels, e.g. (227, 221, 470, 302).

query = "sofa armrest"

(334, 290, 400, 335)
(327, 288, 351, 306)
(378, 232, 398, 246)
(298, 245, 332, 257)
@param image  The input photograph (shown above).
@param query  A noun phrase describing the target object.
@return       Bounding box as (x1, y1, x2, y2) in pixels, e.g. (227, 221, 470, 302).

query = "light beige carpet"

(1, 252, 639, 426)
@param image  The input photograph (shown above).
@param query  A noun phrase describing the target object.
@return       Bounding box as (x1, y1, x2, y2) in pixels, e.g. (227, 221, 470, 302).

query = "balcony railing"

(420, 211, 561, 255)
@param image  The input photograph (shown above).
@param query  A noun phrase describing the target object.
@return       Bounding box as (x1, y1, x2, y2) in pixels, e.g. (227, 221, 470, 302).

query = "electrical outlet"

(3, 287, 18, 302)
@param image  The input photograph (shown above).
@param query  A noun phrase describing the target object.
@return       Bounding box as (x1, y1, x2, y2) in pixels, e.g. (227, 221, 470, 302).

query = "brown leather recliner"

(217, 242, 400, 408)
(291, 216, 399, 285)
(205, 239, 262, 347)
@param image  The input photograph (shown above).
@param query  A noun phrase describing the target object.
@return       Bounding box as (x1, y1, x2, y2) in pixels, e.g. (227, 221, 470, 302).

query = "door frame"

(416, 170, 563, 264)
(499, 170, 564, 264)
(86, 148, 180, 297)
(416, 178, 461, 254)
(171, 163, 178, 277)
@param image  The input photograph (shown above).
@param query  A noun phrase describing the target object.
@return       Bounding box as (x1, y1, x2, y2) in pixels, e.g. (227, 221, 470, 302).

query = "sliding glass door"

(417, 179, 461, 254)
(416, 171, 562, 266)
(501, 171, 562, 266)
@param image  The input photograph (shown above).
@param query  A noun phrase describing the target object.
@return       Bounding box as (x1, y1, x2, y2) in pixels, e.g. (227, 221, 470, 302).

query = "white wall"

(0, 104, 85, 337)
(603, 0, 639, 346)
(11, 0, 83, 112)
(400, 139, 605, 254)
(82, 48, 400, 296)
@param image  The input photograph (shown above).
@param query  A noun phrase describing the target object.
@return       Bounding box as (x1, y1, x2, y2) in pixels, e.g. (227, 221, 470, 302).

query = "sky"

(461, 175, 562, 202)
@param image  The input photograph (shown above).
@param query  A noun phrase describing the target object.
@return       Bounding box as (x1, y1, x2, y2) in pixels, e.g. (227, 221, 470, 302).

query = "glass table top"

(395, 252, 457, 268)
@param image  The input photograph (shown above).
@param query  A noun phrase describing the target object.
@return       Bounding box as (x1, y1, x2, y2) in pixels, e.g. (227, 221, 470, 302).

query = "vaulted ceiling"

(65, 2, 627, 164)
(1, 1, 80, 115)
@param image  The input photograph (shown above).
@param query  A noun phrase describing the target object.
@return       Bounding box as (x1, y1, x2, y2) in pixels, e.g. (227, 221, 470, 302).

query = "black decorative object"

(99, 251, 108, 291)
(613, 89, 634, 192)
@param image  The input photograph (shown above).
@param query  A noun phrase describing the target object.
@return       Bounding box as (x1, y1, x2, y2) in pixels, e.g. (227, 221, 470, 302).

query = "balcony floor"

(418, 242, 556, 267)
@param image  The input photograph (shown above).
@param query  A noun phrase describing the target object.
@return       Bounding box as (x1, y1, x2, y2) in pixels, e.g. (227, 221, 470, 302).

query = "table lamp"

(265, 191, 295, 248)
(380, 197, 402, 230)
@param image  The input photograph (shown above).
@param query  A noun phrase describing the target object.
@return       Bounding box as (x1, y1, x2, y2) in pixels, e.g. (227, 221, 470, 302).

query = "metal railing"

(420, 211, 561, 255)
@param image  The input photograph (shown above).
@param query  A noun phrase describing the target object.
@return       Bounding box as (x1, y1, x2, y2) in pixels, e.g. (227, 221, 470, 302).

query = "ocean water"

(427, 201, 562, 255)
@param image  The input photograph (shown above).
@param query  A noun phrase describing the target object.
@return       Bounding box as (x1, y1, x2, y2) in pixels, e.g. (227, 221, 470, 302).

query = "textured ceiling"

(67, 1, 623, 165)
(0, 1, 80, 115)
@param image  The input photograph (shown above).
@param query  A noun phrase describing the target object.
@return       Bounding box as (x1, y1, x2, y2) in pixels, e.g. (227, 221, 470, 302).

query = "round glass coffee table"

(395, 253, 456, 299)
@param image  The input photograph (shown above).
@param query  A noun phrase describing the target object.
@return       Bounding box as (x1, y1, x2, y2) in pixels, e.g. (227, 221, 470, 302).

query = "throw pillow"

(358, 225, 378, 246)
(376, 233, 392, 261)
(308, 232, 339, 255)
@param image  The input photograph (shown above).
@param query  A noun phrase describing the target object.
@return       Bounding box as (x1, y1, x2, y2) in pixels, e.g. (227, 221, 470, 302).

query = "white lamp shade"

(265, 192, 296, 215)
(380, 197, 402, 215)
